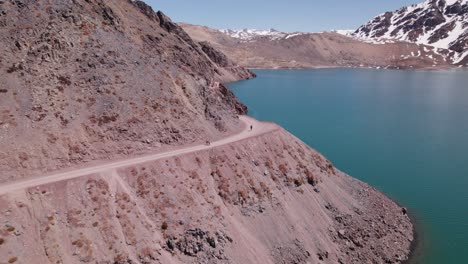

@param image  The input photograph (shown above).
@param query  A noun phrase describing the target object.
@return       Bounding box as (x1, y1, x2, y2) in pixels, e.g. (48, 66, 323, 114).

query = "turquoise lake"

(229, 69, 468, 264)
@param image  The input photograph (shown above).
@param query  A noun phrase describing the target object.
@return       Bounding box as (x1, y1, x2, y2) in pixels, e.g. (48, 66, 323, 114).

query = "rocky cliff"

(0, 0, 254, 182)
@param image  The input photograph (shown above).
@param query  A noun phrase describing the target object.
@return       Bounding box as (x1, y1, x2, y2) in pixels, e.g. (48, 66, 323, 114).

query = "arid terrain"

(0, 117, 413, 264)
(0, 0, 413, 263)
(0, 0, 254, 182)
(182, 23, 457, 70)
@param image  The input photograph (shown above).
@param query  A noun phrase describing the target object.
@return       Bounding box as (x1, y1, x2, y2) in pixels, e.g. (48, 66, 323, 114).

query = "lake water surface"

(229, 69, 468, 264)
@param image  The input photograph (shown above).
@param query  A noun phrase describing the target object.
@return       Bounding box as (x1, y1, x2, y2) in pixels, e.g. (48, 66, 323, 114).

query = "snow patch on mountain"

(353, 0, 468, 64)
(220, 28, 306, 41)
(333, 29, 355, 36)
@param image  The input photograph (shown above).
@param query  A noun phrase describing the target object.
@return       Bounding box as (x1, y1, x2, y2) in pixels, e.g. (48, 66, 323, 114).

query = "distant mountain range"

(181, 0, 468, 68)
(220, 28, 307, 42)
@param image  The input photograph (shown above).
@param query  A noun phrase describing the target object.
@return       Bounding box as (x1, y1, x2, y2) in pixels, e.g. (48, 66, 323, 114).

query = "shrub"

(305, 169, 316, 186)
(294, 178, 304, 187)
(114, 254, 130, 263)
(327, 162, 336, 174)
(264, 159, 273, 169)
(72, 240, 83, 248)
(189, 171, 199, 180)
(58, 76, 71, 86)
(161, 222, 168, 230)
(260, 182, 270, 195)
(278, 164, 288, 175)
(0, 237, 4, 245)
(238, 189, 249, 201)
(6, 63, 21, 73)
(8, 257, 17, 263)
(247, 178, 255, 186)
(218, 178, 230, 200)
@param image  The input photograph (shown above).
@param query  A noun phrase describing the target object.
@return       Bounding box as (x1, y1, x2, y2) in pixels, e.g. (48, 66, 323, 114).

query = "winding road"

(0, 116, 278, 195)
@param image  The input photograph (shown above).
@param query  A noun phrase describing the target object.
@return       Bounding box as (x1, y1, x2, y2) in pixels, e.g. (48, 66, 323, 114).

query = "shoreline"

(247, 65, 466, 72)
(364, 186, 419, 264)
(353, 176, 416, 263)
(230, 77, 419, 264)
(359, 183, 420, 264)
(371, 188, 419, 264)
(403, 209, 426, 264)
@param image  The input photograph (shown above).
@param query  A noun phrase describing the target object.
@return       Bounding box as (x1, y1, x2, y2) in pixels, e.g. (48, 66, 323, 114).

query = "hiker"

(250, 125, 253, 131)
(206, 140, 210, 146)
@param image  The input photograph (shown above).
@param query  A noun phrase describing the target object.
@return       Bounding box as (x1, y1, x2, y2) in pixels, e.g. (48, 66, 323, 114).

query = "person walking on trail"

(250, 125, 253, 131)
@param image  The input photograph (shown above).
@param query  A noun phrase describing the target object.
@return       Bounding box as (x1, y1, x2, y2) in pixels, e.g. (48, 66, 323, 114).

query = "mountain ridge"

(353, 0, 468, 64)
(182, 23, 455, 69)
(220, 28, 307, 42)
(182, 0, 467, 67)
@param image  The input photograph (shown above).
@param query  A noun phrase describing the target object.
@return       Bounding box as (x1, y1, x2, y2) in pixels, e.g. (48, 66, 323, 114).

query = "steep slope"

(354, 0, 468, 64)
(182, 23, 452, 69)
(0, 122, 413, 264)
(0, 0, 254, 182)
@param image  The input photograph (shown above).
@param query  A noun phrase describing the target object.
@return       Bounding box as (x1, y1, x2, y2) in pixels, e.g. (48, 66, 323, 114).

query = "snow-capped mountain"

(219, 28, 306, 41)
(333, 29, 355, 37)
(353, 0, 468, 63)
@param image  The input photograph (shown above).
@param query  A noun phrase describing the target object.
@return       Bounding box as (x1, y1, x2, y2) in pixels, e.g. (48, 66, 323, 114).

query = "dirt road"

(0, 116, 278, 195)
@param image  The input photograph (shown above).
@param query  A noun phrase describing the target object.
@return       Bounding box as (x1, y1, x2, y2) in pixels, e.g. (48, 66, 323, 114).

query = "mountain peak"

(353, 0, 468, 64)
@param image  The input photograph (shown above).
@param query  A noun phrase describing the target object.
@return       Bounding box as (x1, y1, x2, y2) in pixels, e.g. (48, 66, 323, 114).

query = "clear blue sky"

(146, 0, 421, 32)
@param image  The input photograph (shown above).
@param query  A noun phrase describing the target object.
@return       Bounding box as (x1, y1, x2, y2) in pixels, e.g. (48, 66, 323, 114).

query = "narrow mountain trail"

(0, 116, 278, 195)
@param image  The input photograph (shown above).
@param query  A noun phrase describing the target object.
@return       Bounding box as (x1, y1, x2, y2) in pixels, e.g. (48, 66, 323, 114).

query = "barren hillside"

(0, 122, 413, 264)
(0, 0, 254, 182)
(181, 23, 455, 69)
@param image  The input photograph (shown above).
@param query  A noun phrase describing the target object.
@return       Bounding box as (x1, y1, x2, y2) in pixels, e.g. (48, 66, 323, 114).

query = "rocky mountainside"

(182, 23, 453, 69)
(0, 0, 254, 182)
(353, 0, 468, 65)
(0, 123, 413, 264)
(0, 1, 414, 264)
